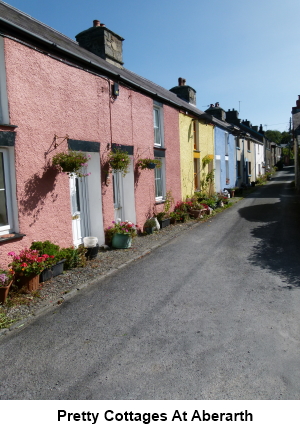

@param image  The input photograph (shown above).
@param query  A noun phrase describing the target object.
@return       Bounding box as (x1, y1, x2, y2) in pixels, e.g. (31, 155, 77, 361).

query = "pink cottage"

(0, 2, 204, 267)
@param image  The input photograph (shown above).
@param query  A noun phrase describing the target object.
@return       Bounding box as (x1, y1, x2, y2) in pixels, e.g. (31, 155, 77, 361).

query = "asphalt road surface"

(1, 166, 300, 400)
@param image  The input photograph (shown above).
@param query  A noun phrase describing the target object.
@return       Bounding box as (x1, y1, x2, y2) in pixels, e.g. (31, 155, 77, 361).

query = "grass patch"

(0, 311, 17, 329)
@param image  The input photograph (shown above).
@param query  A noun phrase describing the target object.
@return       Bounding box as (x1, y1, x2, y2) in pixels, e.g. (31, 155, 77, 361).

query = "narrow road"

(1, 167, 300, 399)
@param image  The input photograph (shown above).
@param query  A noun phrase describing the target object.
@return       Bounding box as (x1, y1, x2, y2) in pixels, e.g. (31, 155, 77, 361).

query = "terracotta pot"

(16, 273, 40, 292)
(0, 280, 13, 304)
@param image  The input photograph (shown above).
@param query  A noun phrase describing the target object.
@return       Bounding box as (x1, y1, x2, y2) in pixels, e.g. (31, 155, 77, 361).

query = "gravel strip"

(0, 218, 206, 333)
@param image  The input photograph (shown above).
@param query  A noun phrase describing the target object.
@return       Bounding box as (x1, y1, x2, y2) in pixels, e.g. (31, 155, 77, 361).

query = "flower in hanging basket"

(108, 148, 131, 176)
(137, 158, 161, 170)
(52, 150, 91, 178)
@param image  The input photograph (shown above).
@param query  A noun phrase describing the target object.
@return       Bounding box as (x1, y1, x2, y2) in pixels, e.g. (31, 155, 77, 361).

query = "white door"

(112, 157, 136, 223)
(215, 158, 221, 193)
(113, 171, 124, 221)
(70, 174, 90, 247)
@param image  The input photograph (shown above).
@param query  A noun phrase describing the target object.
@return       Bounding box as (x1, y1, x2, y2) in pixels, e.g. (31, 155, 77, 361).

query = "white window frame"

(0, 37, 9, 125)
(0, 147, 14, 234)
(154, 158, 165, 202)
(153, 103, 164, 147)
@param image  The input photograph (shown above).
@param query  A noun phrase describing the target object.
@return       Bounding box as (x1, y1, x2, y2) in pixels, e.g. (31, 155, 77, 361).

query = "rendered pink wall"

(0, 38, 182, 268)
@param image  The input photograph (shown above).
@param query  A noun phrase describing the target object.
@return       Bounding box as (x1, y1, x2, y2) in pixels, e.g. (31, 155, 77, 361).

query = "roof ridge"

(0, 0, 77, 45)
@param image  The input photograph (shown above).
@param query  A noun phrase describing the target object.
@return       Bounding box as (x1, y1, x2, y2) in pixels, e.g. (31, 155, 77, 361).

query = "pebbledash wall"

(0, 36, 181, 267)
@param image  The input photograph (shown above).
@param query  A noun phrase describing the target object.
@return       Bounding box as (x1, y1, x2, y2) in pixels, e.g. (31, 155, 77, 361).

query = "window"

(155, 158, 165, 201)
(225, 132, 229, 156)
(153, 103, 163, 147)
(248, 161, 252, 176)
(0, 148, 13, 234)
(247, 140, 251, 151)
(237, 160, 241, 178)
(193, 120, 199, 150)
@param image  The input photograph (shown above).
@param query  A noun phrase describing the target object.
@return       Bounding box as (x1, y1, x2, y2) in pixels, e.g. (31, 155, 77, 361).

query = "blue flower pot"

(112, 233, 132, 249)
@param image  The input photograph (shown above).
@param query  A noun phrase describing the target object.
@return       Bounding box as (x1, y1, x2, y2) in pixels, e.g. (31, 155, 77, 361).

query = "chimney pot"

(182, 79, 186, 86)
(93, 20, 101, 27)
(178, 77, 183, 86)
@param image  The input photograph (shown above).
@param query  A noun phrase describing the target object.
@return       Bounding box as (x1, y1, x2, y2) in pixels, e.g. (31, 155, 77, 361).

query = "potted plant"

(172, 201, 191, 222)
(52, 150, 91, 178)
(143, 218, 157, 234)
(105, 220, 138, 249)
(155, 190, 174, 228)
(30, 241, 66, 282)
(0, 270, 13, 304)
(8, 249, 55, 292)
(137, 158, 161, 170)
(107, 148, 131, 176)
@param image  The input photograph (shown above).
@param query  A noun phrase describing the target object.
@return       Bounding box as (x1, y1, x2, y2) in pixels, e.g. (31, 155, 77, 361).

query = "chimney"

(169, 78, 197, 106)
(297, 96, 300, 108)
(205, 102, 226, 121)
(226, 108, 240, 125)
(75, 20, 124, 68)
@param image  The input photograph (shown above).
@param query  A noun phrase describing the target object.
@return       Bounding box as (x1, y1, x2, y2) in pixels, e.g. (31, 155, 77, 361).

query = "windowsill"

(0, 124, 18, 129)
(155, 199, 165, 205)
(193, 150, 200, 153)
(247, 150, 251, 153)
(0, 232, 26, 243)
(236, 147, 240, 150)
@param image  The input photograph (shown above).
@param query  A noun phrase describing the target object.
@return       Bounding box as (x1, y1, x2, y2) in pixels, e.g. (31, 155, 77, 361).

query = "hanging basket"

(137, 158, 161, 170)
(52, 151, 90, 177)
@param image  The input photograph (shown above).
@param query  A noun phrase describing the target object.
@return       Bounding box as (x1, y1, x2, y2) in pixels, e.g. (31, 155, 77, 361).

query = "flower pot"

(85, 245, 99, 260)
(83, 237, 98, 248)
(112, 233, 132, 249)
(16, 273, 40, 292)
(0, 281, 13, 304)
(159, 218, 171, 229)
(39, 260, 66, 282)
(144, 226, 156, 235)
(189, 209, 205, 219)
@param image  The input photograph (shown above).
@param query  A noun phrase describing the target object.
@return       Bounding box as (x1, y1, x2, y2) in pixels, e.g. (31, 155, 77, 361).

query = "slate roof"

(0, 0, 219, 124)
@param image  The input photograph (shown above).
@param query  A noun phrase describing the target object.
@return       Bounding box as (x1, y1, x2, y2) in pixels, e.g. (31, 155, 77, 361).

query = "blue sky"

(3, 0, 300, 132)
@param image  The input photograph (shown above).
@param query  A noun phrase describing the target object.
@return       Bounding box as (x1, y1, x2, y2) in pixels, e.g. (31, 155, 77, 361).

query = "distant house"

(170, 79, 214, 198)
(205, 104, 236, 192)
(225, 109, 266, 186)
(292, 96, 300, 191)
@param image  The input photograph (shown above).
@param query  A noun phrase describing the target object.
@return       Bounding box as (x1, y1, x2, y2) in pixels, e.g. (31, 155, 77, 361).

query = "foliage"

(156, 212, 167, 222)
(137, 158, 161, 170)
(172, 201, 191, 222)
(144, 218, 157, 228)
(30, 241, 61, 263)
(163, 190, 174, 215)
(0, 311, 16, 329)
(200, 155, 215, 196)
(105, 220, 138, 245)
(8, 249, 55, 276)
(30, 240, 87, 270)
(265, 130, 292, 146)
(58, 245, 87, 270)
(52, 150, 91, 178)
(265, 130, 282, 144)
(108, 148, 131, 176)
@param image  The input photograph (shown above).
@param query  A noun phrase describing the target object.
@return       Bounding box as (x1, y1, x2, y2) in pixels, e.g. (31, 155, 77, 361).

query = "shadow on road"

(238, 177, 300, 289)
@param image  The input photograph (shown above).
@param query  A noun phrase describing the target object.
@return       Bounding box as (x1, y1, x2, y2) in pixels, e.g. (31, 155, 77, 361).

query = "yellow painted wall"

(179, 115, 215, 199)
(199, 121, 215, 194)
(179, 113, 195, 199)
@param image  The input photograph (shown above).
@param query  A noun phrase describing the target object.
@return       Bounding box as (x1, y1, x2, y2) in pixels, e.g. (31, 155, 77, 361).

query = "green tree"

(265, 130, 282, 144)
